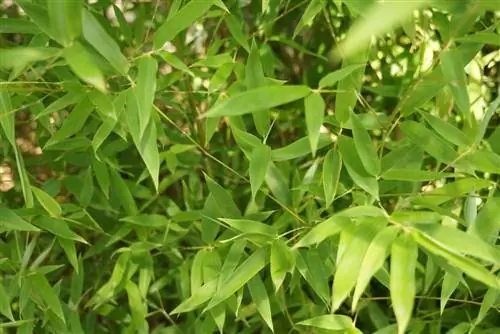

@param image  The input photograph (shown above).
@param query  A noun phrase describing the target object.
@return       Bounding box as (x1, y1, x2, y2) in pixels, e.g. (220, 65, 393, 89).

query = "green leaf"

(332, 219, 383, 311)
(469, 197, 500, 244)
(205, 85, 311, 117)
(82, 9, 129, 75)
(63, 42, 107, 92)
(32, 186, 62, 217)
(246, 41, 269, 136)
(412, 230, 500, 290)
(382, 168, 455, 181)
(338, 135, 379, 199)
(225, 14, 250, 52)
(33, 216, 87, 244)
(476, 96, 500, 145)
(271, 134, 331, 161)
(58, 238, 78, 272)
(206, 247, 268, 310)
(219, 218, 277, 237)
(440, 272, 461, 314)
(475, 288, 499, 325)
(294, 215, 350, 248)
(390, 233, 418, 334)
(352, 226, 399, 311)
(205, 174, 241, 218)
(416, 223, 500, 265)
(322, 148, 342, 207)
(0, 47, 60, 69)
(46, 97, 94, 147)
(0, 18, 40, 34)
(0, 208, 39, 232)
(154, 0, 214, 48)
(125, 281, 149, 333)
(295, 250, 331, 305)
(135, 56, 158, 138)
(293, 0, 324, 38)
(270, 239, 295, 292)
(421, 113, 471, 148)
(171, 279, 217, 314)
(297, 314, 354, 331)
(304, 93, 325, 157)
(121, 214, 169, 228)
(457, 31, 500, 45)
(113, 5, 133, 45)
(334, 48, 369, 123)
(109, 169, 139, 216)
(400, 121, 457, 164)
(412, 178, 491, 207)
(440, 50, 470, 119)
(318, 64, 365, 88)
(158, 51, 194, 76)
(28, 273, 65, 323)
(47, 0, 82, 46)
(351, 113, 380, 176)
(0, 282, 14, 321)
(336, 0, 427, 58)
(249, 144, 272, 200)
(247, 276, 274, 332)
(265, 162, 292, 206)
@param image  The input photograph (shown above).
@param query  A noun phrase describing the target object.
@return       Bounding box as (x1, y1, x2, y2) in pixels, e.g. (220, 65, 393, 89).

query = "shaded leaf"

(135, 56, 158, 138)
(351, 112, 380, 176)
(249, 144, 272, 199)
(248, 276, 274, 332)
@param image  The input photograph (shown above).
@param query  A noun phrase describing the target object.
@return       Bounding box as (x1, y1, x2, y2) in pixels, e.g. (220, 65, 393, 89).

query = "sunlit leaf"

(304, 93, 325, 157)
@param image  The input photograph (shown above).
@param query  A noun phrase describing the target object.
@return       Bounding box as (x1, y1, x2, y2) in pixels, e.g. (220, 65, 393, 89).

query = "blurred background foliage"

(0, 0, 499, 333)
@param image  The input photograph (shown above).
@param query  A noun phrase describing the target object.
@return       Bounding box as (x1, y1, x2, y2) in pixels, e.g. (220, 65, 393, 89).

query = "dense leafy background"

(1, 0, 499, 333)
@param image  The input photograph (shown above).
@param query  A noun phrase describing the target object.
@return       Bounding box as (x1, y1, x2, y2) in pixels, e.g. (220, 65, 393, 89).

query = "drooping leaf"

(338, 135, 379, 199)
(271, 134, 331, 161)
(390, 233, 418, 334)
(322, 148, 342, 207)
(206, 247, 268, 310)
(0, 47, 61, 69)
(440, 50, 470, 119)
(247, 276, 274, 332)
(63, 42, 107, 92)
(135, 56, 158, 138)
(154, 0, 214, 48)
(304, 93, 325, 157)
(293, 0, 324, 38)
(28, 273, 65, 323)
(352, 226, 399, 311)
(270, 239, 295, 292)
(249, 144, 272, 200)
(205, 174, 241, 218)
(47, 0, 82, 46)
(351, 112, 380, 176)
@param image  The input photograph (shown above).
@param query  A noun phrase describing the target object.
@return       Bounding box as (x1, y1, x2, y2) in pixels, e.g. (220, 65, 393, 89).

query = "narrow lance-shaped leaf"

(47, 0, 82, 46)
(304, 93, 325, 157)
(135, 56, 158, 138)
(246, 40, 269, 137)
(33, 216, 88, 244)
(63, 42, 107, 92)
(82, 9, 129, 75)
(0, 208, 40, 232)
(270, 239, 295, 292)
(390, 233, 418, 334)
(332, 219, 383, 311)
(352, 226, 399, 311)
(351, 112, 380, 176)
(205, 85, 311, 118)
(154, 0, 214, 48)
(338, 135, 379, 199)
(334, 42, 369, 124)
(28, 273, 65, 323)
(0, 47, 61, 69)
(247, 276, 274, 332)
(293, 0, 324, 38)
(205, 247, 268, 310)
(318, 64, 365, 88)
(440, 50, 470, 120)
(322, 148, 342, 207)
(249, 144, 272, 200)
(440, 272, 461, 314)
(32, 186, 62, 217)
(297, 315, 355, 331)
